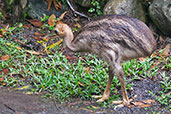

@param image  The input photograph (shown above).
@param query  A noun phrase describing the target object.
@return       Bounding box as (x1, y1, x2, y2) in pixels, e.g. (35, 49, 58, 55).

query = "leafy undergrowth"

(0, 14, 170, 112)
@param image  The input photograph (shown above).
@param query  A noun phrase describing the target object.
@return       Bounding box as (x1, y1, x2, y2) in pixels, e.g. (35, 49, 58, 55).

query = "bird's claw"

(92, 95, 109, 102)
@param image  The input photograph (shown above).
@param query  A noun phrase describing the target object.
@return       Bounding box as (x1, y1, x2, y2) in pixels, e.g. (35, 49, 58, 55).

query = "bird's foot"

(112, 99, 132, 109)
(92, 95, 109, 102)
(113, 95, 137, 109)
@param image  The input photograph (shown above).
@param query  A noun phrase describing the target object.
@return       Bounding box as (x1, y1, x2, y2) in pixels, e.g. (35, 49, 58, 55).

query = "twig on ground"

(4, 104, 16, 113)
(66, 0, 91, 21)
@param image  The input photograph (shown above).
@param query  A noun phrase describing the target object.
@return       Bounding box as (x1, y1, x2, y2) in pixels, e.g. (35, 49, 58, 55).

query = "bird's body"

(54, 14, 156, 107)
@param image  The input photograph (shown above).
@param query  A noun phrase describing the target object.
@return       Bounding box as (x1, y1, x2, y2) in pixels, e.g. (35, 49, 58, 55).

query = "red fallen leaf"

(2, 68, 9, 75)
(42, 37, 48, 41)
(23, 24, 32, 29)
(0, 77, 4, 81)
(34, 32, 44, 36)
(85, 67, 90, 73)
(78, 82, 85, 86)
(66, 55, 76, 61)
(139, 57, 144, 62)
(28, 20, 43, 27)
(48, 14, 56, 26)
(0, 55, 11, 61)
(32, 36, 41, 40)
(74, 23, 81, 28)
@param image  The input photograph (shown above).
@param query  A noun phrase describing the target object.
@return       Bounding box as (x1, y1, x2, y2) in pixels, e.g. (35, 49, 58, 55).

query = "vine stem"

(66, 0, 91, 21)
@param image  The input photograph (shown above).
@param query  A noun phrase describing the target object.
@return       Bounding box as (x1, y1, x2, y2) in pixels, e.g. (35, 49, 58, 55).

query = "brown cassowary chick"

(54, 15, 156, 107)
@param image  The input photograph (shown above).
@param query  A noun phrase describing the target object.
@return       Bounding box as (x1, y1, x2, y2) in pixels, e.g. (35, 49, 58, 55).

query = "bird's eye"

(54, 30, 58, 34)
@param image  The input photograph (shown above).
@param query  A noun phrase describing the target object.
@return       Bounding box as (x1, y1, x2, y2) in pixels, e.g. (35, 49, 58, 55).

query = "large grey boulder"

(103, 0, 146, 22)
(25, 0, 66, 19)
(149, 0, 171, 36)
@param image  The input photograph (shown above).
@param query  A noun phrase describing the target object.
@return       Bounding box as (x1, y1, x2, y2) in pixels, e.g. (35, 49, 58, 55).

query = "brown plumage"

(54, 15, 157, 107)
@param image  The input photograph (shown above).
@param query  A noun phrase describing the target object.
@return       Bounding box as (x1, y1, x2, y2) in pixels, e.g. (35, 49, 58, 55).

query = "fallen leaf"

(25, 92, 33, 95)
(0, 30, 3, 37)
(78, 82, 85, 86)
(44, 39, 63, 51)
(151, 53, 157, 57)
(59, 11, 68, 20)
(131, 99, 155, 108)
(15, 46, 22, 50)
(66, 55, 77, 61)
(74, 23, 81, 28)
(79, 108, 94, 113)
(32, 36, 41, 40)
(2, 68, 9, 75)
(46, 0, 53, 11)
(25, 50, 42, 55)
(139, 57, 144, 62)
(43, 37, 48, 41)
(162, 44, 170, 56)
(57, 1, 62, 9)
(159, 36, 164, 43)
(48, 14, 57, 26)
(23, 24, 32, 29)
(46, 0, 62, 11)
(141, 99, 155, 104)
(1, 55, 11, 61)
(0, 77, 4, 81)
(53, 0, 59, 10)
(1, 29, 6, 35)
(85, 67, 90, 73)
(0, 77, 6, 85)
(28, 20, 44, 27)
(34, 32, 44, 36)
(15, 85, 30, 90)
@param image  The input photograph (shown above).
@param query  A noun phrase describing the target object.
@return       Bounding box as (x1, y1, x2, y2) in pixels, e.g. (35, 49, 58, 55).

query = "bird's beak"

(49, 29, 59, 36)
(54, 29, 59, 35)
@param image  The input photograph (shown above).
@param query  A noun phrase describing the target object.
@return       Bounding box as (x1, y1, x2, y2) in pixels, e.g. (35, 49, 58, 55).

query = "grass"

(0, 24, 170, 110)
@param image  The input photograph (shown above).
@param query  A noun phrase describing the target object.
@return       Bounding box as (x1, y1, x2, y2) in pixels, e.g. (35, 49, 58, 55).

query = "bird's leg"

(92, 67, 114, 102)
(112, 67, 132, 108)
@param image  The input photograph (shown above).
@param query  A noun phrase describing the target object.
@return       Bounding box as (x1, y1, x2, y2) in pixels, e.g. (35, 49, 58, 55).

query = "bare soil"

(0, 78, 170, 114)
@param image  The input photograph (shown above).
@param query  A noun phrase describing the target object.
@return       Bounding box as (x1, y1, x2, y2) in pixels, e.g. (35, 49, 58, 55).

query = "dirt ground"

(0, 87, 88, 114)
(0, 78, 170, 114)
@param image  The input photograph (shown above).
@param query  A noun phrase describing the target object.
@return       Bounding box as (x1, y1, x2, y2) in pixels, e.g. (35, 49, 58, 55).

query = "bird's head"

(53, 21, 67, 37)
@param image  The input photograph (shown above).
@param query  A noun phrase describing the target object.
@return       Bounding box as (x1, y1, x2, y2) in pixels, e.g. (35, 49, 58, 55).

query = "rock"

(2, 0, 27, 23)
(103, 0, 146, 22)
(73, 0, 109, 8)
(73, 0, 91, 7)
(25, 0, 67, 19)
(149, 0, 171, 36)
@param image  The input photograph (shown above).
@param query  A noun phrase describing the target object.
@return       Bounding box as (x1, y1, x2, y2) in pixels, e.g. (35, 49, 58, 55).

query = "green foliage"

(123, 58, 158, 79)
(41, 14, 49, 22)
(88, 0, 104, 17)
(0, 12, 3, 20)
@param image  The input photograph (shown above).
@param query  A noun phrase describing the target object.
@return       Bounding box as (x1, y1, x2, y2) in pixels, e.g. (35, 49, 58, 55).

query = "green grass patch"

(0, 34, 170, 109)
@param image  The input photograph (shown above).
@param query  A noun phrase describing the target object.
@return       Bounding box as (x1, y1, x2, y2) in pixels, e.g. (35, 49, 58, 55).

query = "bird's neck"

(63, 25, 78, 52)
